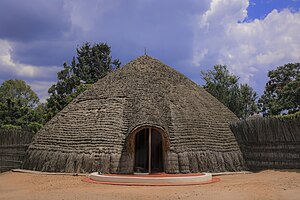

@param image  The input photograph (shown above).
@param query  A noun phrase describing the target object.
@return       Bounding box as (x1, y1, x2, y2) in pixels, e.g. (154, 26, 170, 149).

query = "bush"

(273, 111, 300, 120)
(28, 122, 43, 133)
(1, 124, 22, 129)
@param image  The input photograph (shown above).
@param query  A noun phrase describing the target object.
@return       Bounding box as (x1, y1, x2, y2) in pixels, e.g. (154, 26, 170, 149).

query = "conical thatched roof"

(24, 55, 245, 173)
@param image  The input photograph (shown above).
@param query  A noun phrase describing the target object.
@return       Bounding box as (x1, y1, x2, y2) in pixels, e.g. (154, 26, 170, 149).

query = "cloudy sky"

(0, 0, 299, 101)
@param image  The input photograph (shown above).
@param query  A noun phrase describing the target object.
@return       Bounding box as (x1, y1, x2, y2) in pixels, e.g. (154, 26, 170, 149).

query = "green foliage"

(0, 79, 39, 108)
(238, 84, 259, 119)
(201, 65, 258, 119)
(273, 110, 300, 120)
(46, 42, 120, 121)
(259, 63, 300, 116)
(27, 122, 43, 133)
(1, 124, 21, 130)
(0, 79, 44, 131)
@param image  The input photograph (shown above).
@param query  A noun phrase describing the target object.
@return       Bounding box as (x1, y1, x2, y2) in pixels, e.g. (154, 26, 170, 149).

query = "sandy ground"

(0, 170, 300, 200)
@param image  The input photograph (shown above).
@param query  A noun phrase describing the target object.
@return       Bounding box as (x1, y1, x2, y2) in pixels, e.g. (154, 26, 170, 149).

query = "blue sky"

(247, 0, 300, 19)
(0, 0, 299, 101)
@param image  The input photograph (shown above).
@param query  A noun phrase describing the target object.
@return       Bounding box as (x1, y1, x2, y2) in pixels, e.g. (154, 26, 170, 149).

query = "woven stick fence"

(0, 130, 35, 172)
(230, 117, 300, 170)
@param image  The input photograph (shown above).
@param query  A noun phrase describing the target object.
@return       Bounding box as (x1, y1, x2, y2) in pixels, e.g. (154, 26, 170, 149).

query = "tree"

(0, 79, 44, 131)
(239, 84, 259, 119)
(0, 79, 39, 108)
(259, 63, 300, 116)
(201, 65, 258, 119)
(46, 42, 121, 121)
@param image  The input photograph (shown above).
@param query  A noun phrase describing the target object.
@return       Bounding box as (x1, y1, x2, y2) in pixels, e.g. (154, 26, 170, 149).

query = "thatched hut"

(23, 55, 245, 173)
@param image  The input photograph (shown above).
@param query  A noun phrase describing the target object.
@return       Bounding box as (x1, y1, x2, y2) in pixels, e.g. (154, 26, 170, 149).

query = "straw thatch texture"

(0, 130, 34, 172)
(23, 55, 245, 173)
(231, 117, 300, 169)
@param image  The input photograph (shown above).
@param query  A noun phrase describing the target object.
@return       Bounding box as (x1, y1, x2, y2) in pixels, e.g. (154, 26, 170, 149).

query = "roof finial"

(144, 48, 147, 55)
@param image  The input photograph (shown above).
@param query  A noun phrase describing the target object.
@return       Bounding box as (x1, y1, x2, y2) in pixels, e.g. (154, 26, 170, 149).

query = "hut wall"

(23, 55, 246, 173)
(231, 117, 300, 170)
(0, 130, 35, 172)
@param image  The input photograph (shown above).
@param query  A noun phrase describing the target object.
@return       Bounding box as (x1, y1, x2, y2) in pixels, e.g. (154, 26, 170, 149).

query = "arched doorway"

(134, 128, 164, 173)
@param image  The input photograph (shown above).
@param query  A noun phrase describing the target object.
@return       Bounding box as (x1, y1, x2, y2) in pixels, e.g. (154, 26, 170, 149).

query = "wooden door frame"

(127, 125, 169, 174)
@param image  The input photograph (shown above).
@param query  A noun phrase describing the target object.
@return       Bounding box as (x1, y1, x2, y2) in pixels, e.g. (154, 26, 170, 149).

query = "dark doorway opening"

(134, 128, 164, 173)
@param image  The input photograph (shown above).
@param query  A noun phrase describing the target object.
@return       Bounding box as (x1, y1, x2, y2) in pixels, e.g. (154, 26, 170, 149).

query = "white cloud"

(0, 40, 61, 79)
(193, 0, 300, 86)
(199, 0, 248, 30)
(0, 39, 60, 101)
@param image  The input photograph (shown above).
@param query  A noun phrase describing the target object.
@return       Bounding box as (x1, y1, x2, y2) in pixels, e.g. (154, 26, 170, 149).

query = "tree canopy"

(46, 42, 121, 121)
(0, 79, 43, 131)
(259, 63, 300, 116)
(201, 65, 258, 119)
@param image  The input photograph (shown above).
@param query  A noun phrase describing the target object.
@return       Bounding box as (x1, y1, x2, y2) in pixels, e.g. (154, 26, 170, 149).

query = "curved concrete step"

(87, 172, 217, 186)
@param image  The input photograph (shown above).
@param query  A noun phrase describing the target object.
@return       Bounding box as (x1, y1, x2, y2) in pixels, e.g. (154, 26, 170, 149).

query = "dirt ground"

(0, 170, 300, 200)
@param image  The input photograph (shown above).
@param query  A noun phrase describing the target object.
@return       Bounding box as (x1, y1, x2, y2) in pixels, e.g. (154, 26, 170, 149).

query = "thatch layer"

(24, 55, 245, 173)
(23, 149, 245, 173)
(231, 117, 300, 169)
(0, 130, 34, 172)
